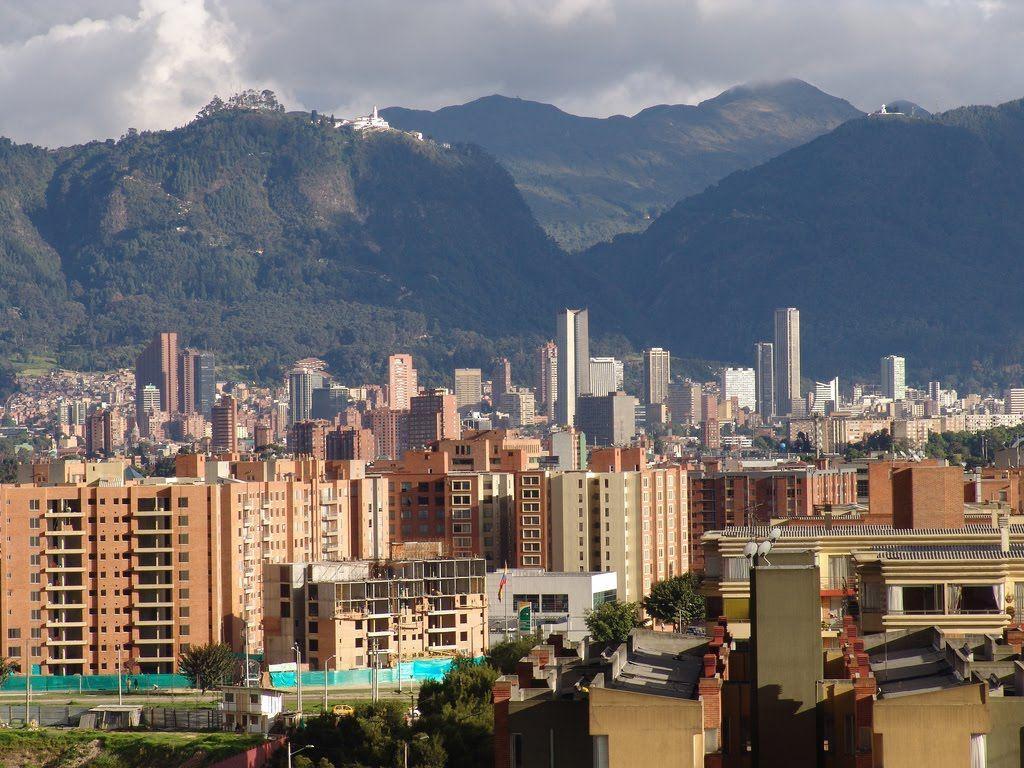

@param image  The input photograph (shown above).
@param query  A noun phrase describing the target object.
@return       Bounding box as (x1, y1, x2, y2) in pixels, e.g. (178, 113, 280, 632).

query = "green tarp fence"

(0, 673, 190, 692)
(269, 657, 483, 689)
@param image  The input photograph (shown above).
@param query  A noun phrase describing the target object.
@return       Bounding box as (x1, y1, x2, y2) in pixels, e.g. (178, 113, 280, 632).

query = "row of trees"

(584, 573, 705, 643)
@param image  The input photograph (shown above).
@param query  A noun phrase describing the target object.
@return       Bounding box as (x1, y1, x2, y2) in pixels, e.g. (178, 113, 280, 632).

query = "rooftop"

(871, 544, 1024, 561)
(717, 523, 1023, 539)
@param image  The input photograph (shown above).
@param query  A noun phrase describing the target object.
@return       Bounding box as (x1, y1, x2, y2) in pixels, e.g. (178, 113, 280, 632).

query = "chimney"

(1000, 513, 1011, 553)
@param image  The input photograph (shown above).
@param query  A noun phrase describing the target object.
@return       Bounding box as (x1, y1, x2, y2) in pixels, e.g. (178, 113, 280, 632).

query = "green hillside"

(383, 79, 862, 249)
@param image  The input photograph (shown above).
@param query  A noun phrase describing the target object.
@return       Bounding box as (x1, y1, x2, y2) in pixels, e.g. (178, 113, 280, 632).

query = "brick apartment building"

(0, 456, 387, 677)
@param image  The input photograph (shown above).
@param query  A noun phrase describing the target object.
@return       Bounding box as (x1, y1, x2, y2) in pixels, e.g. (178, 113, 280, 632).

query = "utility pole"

(371, 638, 379, 703)
(24, 640, 30, 725)
(323, 655, 336, 712)
(117, 642, 123, 706)
(293, 643, 303, 716)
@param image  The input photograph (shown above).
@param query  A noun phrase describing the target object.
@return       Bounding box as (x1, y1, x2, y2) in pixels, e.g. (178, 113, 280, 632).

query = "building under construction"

(262, 558, 487, 671)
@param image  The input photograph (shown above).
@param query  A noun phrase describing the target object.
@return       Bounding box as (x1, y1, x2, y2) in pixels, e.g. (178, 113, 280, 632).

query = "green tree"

(585, 601, 642, 644)
(417, 657, 497, 768)
(0, 656, 18, 687)
(484, 637, 537, 674)
(643, 574, 706, 628)
(177, 642, 237, 692)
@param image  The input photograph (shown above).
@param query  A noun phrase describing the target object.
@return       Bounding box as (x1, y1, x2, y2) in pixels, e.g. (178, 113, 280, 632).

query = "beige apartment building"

(0, 457, 388, 677)
(263, 558, 487, 670)
(548, 465, 688, 603)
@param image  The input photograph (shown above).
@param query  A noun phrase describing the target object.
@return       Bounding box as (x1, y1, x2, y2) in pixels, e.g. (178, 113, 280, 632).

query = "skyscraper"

(454, 368, 483, 412)
(537, 342, 558, 420)
(408, 389, 460, 448)
(388, 354, 418, 410)
(589, 357, 623, 397)
(643, 348, 671, 405)
(811, 377, 839, 414)
(881, 355, 906, 401)
(288, 367, 325, 425)
(755, 342, 775, 419)
(134, 331, 179, 421)
(720, 367, 757, 411)
(491, 357, 512, 400)
(773, 308, 801, 415)
(178, 349, 216, 417)
(211, 394, 238, 453)
(556, 308, 590, 426)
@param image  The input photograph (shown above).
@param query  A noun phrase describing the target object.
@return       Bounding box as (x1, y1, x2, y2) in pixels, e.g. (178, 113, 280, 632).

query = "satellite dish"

(768, 527, 782, 543)
(743, 541, 758, 559)
(756, 540, 773, 565)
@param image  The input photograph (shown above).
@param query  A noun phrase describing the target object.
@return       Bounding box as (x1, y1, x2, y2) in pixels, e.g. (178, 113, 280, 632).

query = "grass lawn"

(0, 728, 265, 768)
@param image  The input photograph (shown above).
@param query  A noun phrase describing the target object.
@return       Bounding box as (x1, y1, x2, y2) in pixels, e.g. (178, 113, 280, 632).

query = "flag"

(497, 568, 508, 603)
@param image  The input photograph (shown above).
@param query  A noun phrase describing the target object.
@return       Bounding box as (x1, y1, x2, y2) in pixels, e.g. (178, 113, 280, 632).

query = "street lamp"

(286, 743, 310, 768)
(322, 655, 336, 713)
(404, 733, 429, 768)
(292, 643, 303, 716)
(116, 642, 124, 706)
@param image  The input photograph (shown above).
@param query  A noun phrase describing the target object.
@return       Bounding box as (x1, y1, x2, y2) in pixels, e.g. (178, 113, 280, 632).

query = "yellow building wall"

(588, 686, 704, 768)
(873, 684, 990, 768)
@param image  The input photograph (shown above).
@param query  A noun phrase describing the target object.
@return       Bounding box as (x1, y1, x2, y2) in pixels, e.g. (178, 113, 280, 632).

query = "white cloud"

(1, 0, 1023, 146)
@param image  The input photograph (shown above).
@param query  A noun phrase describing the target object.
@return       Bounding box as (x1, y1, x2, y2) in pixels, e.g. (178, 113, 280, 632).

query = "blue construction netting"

(268, 657, 484, 689)
(0, 673, 191, 692)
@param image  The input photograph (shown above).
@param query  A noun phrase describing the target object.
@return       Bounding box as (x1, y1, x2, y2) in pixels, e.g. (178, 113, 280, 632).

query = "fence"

(143, 707, 223, 731)
(0, 704, 90, 727)
(268, 657, 482, 688)
(0, 673, 191, 693)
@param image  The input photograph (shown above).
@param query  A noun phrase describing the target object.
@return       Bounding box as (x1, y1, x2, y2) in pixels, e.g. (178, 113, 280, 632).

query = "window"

(511, 734, 524, 768)
(7, 629, 20, 640)
(281, 601, 291, 618)
(541, 594, 569, 613)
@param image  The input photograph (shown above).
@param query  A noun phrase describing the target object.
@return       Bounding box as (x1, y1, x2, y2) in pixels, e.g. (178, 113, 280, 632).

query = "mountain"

(586, 99, 1024, 387)
(383, 79, 862, 249)
(0, 105, 573, 382)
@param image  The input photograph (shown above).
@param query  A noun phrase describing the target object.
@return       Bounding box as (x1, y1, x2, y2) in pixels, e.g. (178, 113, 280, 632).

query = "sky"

(1, 0, 1022, 147)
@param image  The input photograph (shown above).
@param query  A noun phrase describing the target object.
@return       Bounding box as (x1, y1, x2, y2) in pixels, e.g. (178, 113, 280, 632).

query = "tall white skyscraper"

(643, 348, 671, 405)
(773, 307, 801, 415)
(720, 367, 757, 411)
(589, 357, 623, 397)
(556, 309, 590, 426)
(811, 377, 839, 414)
(388, 354, 418, 410)
(880, 355, 906, 400)
(754, 342, 775, 419)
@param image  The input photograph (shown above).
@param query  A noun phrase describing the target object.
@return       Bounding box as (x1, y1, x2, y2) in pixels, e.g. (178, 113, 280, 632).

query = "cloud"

(1, 0, 1023, 146)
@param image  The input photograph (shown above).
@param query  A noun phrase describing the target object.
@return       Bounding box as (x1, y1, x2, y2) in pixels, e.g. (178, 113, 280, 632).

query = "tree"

(178, 643, 237, 692)
(643, 574, 706, 628)
(484, 637, 537, 674)
(585, 601, 642, 644)
(0, 657, 18, 687)
(417, 657, 497, 768)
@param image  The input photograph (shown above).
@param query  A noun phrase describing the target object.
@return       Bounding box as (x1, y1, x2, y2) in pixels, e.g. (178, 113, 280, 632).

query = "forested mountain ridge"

(383, 79, 863, 249)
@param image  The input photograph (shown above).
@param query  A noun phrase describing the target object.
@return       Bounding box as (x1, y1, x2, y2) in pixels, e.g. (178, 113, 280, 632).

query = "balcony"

(44, 539, 85, 556)
(820, 576, 857, 598)
(45, 501, 83, 518)
(134, 534, 173, 553)
(46, 557, 85, 572)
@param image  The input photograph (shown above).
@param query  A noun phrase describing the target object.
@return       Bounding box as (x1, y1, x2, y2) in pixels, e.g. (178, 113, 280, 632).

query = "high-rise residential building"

(549, 460, 688, 601)
(454, 368, 483, 412)
(881, 355, 907, 401)
(325, 426, 375, 461)
(408, 389, 460, 448)
(288, 367, 326, 425)
(556, 309, 590, 426)
(0, 463, 386, 676)
(811, 377, 840, 415)
(388, 354, 418, 410)
(211, 394, 238, 453)
(1006, 389, 1024, 415)
(773, 308, 801, 415)
(928, 381, 943, 405)
(84, 410, 113, 457)
(177, 349, 215, 417)
(491, 357, 512, 400)
(589, 356, 623, 397)
(576, 392, 638, 447)
(666, 381, 703, 424)
(134, 331, 179, 420)
(643, 347, 671, 405)
(536, 342, 558, 421)
(755, 342, 775, 419)
(720, 367, 756, 411)
(369, 407, 410, 460)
